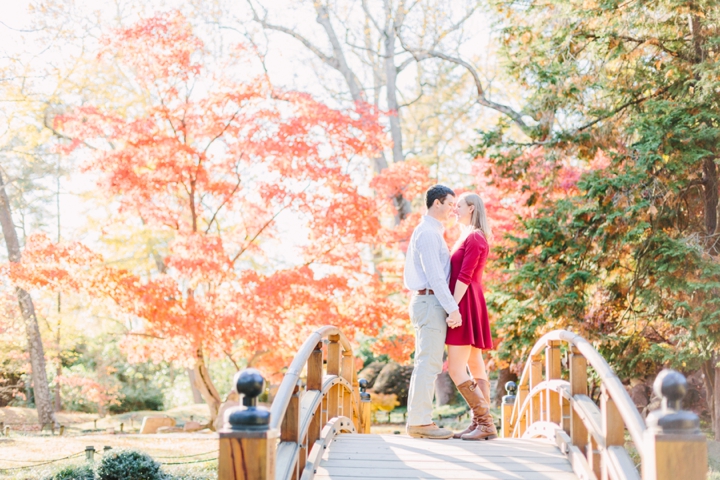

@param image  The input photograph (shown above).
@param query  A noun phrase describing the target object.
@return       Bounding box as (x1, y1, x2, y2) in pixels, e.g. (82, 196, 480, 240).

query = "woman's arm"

(453, 232, 487, 304)
(453, 280, 469, 304)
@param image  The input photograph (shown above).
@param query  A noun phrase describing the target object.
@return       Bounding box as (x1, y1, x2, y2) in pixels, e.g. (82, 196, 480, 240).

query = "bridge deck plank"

(316, 434, 579, 480)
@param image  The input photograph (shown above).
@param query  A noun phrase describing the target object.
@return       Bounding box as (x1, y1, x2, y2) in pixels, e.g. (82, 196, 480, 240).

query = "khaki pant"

(406, 294, 448, 426)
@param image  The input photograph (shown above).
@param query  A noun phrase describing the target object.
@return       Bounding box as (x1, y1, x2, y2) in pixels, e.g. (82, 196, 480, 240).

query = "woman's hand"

(447, 310, 462, 329)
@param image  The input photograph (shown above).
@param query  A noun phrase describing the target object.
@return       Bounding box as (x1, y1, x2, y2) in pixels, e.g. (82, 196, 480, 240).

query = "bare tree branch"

(398, 39, 530, 134)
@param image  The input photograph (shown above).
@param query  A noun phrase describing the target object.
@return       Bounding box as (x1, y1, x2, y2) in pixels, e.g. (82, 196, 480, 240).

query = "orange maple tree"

(7, 12, 413, 426)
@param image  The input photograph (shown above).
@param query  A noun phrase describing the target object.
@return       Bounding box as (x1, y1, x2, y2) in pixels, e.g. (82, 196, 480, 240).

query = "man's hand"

(447, 310, 462, 329)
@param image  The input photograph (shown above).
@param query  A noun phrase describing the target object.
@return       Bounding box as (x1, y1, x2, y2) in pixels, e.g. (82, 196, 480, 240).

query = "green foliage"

(355, 334, 390, 367)
(46, 463, 95, 480)
(479, 0, 720, 385)
(96, 450, 163, 480)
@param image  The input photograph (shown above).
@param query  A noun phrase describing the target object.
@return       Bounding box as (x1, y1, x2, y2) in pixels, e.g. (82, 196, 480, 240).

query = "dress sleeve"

(457, 232, 488, 284)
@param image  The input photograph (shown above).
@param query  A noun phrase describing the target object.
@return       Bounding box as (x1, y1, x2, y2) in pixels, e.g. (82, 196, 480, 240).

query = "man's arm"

(416, 231, 458, 314)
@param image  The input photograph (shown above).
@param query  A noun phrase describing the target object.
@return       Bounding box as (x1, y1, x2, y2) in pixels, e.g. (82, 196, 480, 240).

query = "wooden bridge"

(217, 326, 707, 480)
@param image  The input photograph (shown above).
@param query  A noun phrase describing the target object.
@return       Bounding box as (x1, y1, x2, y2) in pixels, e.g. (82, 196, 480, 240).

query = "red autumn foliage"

(5, 11, 414, 417)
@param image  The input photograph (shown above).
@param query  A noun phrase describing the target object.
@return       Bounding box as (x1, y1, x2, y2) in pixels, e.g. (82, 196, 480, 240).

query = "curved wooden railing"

(501, 330, 707, 480)
(218, 326, 371, 480)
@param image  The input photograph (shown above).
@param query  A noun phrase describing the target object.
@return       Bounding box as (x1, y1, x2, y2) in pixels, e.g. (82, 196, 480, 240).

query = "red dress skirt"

(445, 231, 493, 349)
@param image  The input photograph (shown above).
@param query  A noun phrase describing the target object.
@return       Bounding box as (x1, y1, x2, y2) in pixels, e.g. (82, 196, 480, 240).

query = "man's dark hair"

(425, 184, 455, 209)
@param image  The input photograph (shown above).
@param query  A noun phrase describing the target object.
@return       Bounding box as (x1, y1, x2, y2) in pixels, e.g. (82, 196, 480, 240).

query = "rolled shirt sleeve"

(416, 231, 459, 314)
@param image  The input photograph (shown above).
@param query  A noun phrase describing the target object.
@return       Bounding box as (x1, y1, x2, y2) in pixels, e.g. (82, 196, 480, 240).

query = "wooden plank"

(325, 448, 567, 463)
(320, 459, 573, 471)
(306, 343, 323, 391)
(325, 441, 562, 452)
(314, 471, 580, 480)
(327, 335, 341, 376)
(546, 340, 562, 425)
(567, 444, 598, 480)
(604, 446, 640, 480)
(572, 394, 603, 448)
(529, 356, 543, 424)
(569, 351, 588, 450)
(322, 453, 571, 463)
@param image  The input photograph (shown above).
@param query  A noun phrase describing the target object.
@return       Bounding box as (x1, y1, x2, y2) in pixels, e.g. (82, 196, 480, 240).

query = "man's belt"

(416, 289, 434, 295)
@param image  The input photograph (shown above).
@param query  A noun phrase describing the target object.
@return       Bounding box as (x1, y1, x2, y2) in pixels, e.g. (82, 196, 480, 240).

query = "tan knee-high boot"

(458, 379, 497, 441)
(476, 378, 492, 408)
(455, 380, 495, 440)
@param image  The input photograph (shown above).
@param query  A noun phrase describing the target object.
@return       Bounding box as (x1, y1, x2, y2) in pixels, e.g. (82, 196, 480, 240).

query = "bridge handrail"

(502, 329, 707, 480)
(509, 329, 646, 450)
(269, 325, 353, 431)
(218, 325, 371, 480)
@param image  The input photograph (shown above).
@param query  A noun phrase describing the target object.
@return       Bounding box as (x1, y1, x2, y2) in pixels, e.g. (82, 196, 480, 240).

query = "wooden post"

(501, 381, 517, 438)
(341, 353, 353, 419)
(306, 343, 323, 452)
(601, 383, 624, 480)
(307, 343, 323, 391)
(358, 379, 372, 434)
(569, 347, 588, 451)
(327, 335, 341, 419)
(529, 354, 543, 425)
(642, 370, 707, 480)
(219, 368, 279, 480)
(546, 340, 562, 425)
(518, 384, 529, 436)
(85, 446, 95, 463)
(588, 435, 601, 479)
(281, 382, 301, 480)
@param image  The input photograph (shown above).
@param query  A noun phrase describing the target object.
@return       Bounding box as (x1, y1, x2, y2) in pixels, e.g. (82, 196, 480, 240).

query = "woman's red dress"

(445, 230, 493, 349)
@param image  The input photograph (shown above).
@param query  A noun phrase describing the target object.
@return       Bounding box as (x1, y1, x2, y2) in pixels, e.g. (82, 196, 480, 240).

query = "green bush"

(96, 450, 163, 480)
(46, 463, 95, 480)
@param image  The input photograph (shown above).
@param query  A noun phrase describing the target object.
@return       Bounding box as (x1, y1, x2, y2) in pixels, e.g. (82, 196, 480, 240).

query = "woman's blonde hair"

(457, 192, 492, 243)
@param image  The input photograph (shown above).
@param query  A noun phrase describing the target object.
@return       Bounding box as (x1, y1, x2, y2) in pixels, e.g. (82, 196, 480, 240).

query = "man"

(404, 184, 461, 439)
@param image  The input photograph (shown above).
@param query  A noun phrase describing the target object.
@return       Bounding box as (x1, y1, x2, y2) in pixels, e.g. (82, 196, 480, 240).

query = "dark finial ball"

(234, 368, 265, 398)
(505, 381, 517, 395)
(359, 379, 368, 390)
(653, 369, 686, 404)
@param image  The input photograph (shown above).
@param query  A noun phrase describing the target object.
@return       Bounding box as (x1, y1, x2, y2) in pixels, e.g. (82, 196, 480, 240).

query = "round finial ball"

(505, 381, 517, 395)
(359, 379, 368, 390)
(234, 368, 265, 398)
(653, 369, 687, 403)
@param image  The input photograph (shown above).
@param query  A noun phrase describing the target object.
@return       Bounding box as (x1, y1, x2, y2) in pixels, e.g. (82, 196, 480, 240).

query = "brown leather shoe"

(452, 418, 477, 439)
(461, 414, 498, 441)
(406, 422, 453, 439)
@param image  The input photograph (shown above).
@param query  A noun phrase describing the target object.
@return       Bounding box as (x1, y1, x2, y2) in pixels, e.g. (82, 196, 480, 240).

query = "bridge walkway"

(315, 433, 578, 480)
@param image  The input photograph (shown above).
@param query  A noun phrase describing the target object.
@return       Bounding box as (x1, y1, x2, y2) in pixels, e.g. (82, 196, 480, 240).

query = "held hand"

(447, 310, 462, 329)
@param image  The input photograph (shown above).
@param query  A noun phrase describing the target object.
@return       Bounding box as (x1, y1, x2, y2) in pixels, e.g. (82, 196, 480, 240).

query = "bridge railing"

(218, 326, 371, 480)
(500, 329, 707, 480)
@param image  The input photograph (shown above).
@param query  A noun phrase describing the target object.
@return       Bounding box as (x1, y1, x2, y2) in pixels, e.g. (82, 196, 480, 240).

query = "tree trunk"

(495, 367, 518, 407)
(187, 368, 204, 404)
(192, 348, 222, 430)
(0, 171, 56, 426)
(434, 371, 455, 406)
(703, 157, 718, 238)
(701, 359, 715, 434)
(384, 23, 404, 164)
(712, 362, 720, 442)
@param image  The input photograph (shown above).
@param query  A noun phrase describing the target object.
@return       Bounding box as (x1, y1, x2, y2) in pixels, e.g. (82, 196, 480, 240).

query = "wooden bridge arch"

(218, 327, 707, 480)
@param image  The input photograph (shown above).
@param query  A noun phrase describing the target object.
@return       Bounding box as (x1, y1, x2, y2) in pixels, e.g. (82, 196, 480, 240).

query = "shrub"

(46, 463, 95, 480)
(96, 450, 163, 480)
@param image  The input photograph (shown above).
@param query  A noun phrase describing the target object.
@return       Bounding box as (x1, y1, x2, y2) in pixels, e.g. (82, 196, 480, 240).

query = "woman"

(446, 192, 497, 441)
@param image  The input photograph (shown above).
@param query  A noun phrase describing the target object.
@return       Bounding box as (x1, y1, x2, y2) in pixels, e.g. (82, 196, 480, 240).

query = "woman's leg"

(447, 345, 472, 386)
(467, 347, 488, 381)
